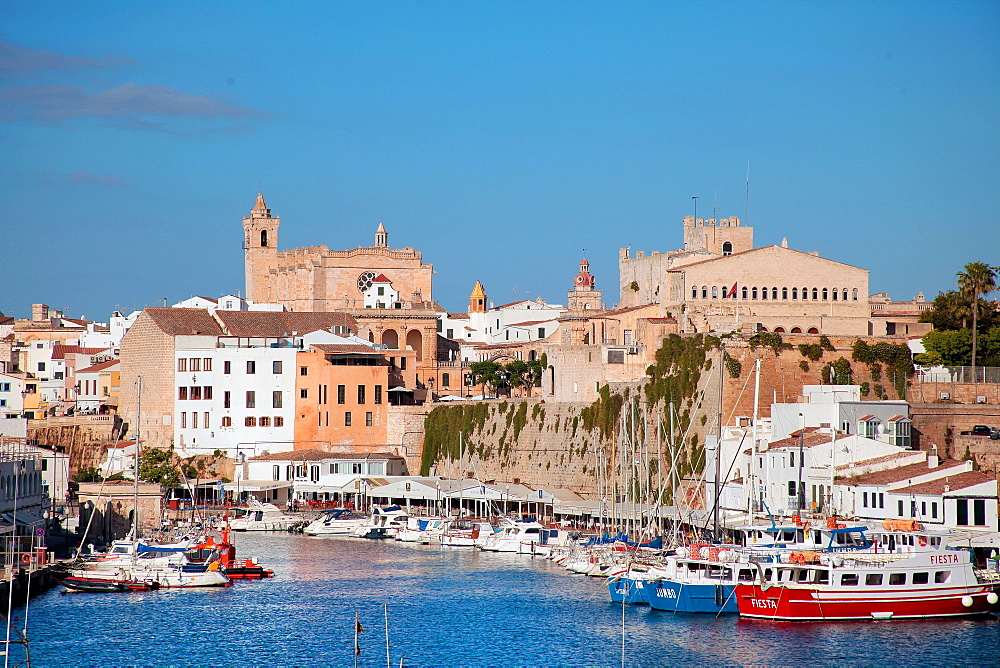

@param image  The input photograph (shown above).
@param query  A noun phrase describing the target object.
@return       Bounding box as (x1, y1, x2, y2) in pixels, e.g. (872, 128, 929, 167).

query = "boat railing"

(974, 568, 1000, 583)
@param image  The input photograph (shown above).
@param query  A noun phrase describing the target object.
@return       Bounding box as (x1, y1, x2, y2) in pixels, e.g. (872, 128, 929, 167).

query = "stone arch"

(807, 327, 820, 334)
(773, 327, 785, 333)
(405, 329, 423, 361)
(381, 329, 399, 350)
(790, 327, 802, 334)
(722, 241, 733, 256)
(758, 326, 769, 332)
(368, 330, 375, 343)
(548, 365, 555, 395)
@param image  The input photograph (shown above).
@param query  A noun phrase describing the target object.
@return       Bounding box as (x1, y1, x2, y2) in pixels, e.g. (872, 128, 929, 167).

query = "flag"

(728, 283, 738, 298)
(354, 612, 364, 656)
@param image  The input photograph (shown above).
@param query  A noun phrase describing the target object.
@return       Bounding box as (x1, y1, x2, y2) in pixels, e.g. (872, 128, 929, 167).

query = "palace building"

(618, 215, 872, 336)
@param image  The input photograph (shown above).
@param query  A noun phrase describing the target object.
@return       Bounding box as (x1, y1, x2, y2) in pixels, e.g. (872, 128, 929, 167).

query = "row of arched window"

(691, 285, 860, 302)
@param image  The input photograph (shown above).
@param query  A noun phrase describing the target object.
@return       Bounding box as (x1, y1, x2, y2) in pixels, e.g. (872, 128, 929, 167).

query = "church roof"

(372, 274, 391, 283)
(254, 192, 267, 210)
(470, 281, 486, 299)
(376, 222, 386, 233)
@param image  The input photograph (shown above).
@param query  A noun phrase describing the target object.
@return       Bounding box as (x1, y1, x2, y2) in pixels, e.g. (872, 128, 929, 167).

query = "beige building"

(243, 194, 434, 311)
(619, 216, 872, 336)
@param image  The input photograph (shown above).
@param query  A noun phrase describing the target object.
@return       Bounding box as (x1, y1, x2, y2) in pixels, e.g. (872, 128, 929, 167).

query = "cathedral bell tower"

(567, 258, 602, 312)
(243, 192, 280, 303)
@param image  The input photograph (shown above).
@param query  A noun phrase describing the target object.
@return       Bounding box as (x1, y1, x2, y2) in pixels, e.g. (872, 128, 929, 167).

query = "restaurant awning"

(226, 480, 292, 492)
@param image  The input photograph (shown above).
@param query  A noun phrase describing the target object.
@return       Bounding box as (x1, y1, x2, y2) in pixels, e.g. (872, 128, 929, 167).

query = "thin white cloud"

(0, 42, 268, 131)
(23, 170, 127, 188)
(0, 42, 135, 79)
(1, 83, 266, 123)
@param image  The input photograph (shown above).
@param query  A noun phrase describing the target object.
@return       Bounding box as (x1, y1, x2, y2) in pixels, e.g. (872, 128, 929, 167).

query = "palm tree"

(956, 262, 999, 378)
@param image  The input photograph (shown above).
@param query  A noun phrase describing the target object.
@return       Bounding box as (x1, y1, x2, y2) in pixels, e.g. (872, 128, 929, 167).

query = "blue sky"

(2, 1, 998, 321)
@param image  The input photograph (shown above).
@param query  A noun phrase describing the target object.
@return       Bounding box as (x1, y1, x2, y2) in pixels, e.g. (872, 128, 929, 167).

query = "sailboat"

(65, 377, 230, 591)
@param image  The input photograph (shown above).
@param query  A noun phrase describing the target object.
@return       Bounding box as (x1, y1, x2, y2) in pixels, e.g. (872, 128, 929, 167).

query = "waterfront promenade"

(24, 532, 1000, 666)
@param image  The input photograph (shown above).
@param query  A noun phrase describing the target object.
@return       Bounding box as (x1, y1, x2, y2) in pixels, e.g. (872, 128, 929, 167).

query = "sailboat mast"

(749, 359, 761, 520)
(713, 347, 723, 539)
(133, 375, 142, 562)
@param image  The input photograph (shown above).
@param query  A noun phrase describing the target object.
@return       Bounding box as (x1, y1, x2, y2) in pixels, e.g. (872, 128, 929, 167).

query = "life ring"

(918, 536, 927, 547)
(20, 554, 30, 563)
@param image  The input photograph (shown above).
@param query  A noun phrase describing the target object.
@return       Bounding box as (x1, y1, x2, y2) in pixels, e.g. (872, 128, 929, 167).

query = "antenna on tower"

(745, 161, 750, 224)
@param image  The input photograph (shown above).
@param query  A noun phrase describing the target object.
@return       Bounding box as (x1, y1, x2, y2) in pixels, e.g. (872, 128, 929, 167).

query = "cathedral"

(243, 193, 435, 312)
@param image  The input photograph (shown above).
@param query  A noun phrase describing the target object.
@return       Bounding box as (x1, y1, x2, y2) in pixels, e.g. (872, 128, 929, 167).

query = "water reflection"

(26, 533, 1000, 666)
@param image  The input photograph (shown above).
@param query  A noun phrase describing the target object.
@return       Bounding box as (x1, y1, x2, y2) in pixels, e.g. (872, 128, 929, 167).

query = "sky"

(2, 1, 999, 322)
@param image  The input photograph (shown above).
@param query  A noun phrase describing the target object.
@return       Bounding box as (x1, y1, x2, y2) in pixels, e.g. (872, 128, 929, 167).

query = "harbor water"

(26, 533, 1000, 666)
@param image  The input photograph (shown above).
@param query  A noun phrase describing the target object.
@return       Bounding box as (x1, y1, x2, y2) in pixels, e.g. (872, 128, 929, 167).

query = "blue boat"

(644, 555, 755, 614)
(608, 574, 653, 605)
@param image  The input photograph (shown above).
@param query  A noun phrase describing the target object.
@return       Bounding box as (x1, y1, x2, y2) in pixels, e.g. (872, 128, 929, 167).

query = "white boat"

(480, 520, 546, 553)
(350, 506, 409, 539)
(68, 561, 230, 589)
(396, 517, 449, 543)
(440, 520, 497, 548)
(303, 508, 368, 536)
(227, 501, 300, 531)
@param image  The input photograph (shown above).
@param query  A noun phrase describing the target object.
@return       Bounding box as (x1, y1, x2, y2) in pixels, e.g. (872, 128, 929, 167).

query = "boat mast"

(748, 358, 761, 521)
(133, 375, 142, 564)
(713, 346, 723, 539)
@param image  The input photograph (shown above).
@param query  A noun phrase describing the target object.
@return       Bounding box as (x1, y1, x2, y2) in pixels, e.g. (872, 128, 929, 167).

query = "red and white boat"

(735, 536, 1000, 621)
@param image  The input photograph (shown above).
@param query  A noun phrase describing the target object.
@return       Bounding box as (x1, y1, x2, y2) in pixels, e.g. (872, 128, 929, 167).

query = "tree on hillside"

(503, 360, 530, 397)
(138, 447, 181, 487)
(957, 262, 999, 374)
(469, 361, 501, 398)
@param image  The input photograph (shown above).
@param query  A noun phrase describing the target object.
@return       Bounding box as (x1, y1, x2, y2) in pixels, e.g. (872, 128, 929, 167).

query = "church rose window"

(358, 271, 377, 293)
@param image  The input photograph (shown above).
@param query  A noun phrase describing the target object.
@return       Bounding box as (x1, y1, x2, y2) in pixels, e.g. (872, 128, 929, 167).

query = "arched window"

(742, 287, 748, 300)
(812, 288, 818, 300)
(782, 287, 788, 300)
(791, 327, 802, 333)
(803, 287, 809, 300)
(762, 287, 768, 300)
(832, 288, 838, 301)
(712, 286, 718, 298)
(852, 288, 859, 301)
(692, 286, 698, 299)
(702, 287, 708, 299)
(843, 289, 848, 301)
(792, 287, 798, 300)
(752, 287, 758, 300)
(722, 241, 733, 256)
(807, 327, 819, 334)
(774, 327, 785, 333)
(442, 373, 450, 388)
(822, 288, 828, 301)
(260, 230, 268, 247)
(758, 326, 768, 332)
(772, 288, 778, 300)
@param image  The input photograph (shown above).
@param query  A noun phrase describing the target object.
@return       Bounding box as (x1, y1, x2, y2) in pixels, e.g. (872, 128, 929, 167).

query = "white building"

(0, 373, 27, 438)
(362, 274, 400, 309)
(438, 286, 564, 358)
(770, 385, 911, 444)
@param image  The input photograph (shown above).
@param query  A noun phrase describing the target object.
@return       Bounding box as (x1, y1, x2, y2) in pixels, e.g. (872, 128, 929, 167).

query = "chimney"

(928, 445, 939, 469)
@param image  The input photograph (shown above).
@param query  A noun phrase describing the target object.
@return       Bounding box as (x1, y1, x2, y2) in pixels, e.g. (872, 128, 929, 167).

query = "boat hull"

(609, 578, 651, 605)
(735, 584, 1000, 621)
(646, 580, 739, 613)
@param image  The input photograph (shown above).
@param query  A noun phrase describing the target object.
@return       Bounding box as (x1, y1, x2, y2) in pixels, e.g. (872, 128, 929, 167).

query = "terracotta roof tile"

(51, 345, 108, 360)
(215, 310, 357, 337)
(892, 470, 994, 496)
(447, 313, 469, 319)
(493, 300, 532, 310)
(311, 344, 382, 355)
(77, 359, 120, 373)
(839, 459, 966, 486)
(250, 449, 402, 461)
(145, 308, 224, 336)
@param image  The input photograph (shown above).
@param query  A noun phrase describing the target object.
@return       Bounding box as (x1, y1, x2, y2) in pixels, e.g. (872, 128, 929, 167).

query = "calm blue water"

(23, 533, 1000, 666)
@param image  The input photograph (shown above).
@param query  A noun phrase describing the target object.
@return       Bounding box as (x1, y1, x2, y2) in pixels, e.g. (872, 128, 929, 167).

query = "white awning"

(227, 480, 292, 492)
(0, 509, 45, 526)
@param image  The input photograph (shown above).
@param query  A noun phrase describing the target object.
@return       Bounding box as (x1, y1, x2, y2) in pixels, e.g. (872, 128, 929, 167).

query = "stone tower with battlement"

(682, 215, 753, 256)
(241, 194, 434, 311)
